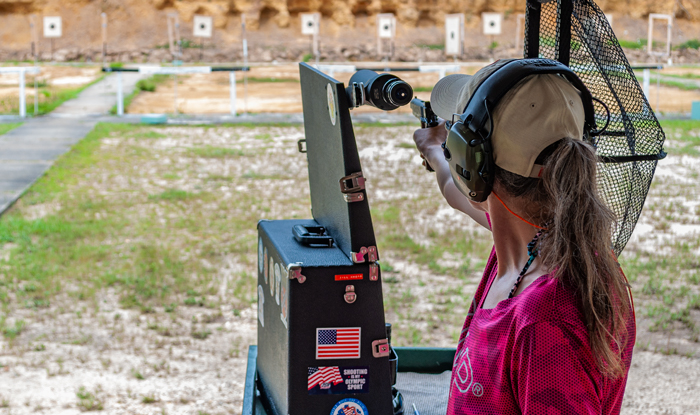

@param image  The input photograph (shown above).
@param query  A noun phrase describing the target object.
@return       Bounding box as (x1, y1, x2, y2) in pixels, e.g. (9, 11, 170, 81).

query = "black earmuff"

(443, 58, 597, 203)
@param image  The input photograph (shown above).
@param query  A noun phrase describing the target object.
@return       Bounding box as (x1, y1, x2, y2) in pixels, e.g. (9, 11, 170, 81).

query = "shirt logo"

(453, 333, 483, 397)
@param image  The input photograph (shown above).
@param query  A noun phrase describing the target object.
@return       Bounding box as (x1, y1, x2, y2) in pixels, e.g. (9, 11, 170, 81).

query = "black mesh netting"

(525, 0, 666, 256)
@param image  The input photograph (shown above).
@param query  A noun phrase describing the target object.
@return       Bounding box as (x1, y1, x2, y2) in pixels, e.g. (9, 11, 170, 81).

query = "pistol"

(410, 98, 439, 172)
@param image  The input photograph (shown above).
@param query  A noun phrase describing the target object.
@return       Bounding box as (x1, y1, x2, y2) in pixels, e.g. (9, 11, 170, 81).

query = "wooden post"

(101, 13, 107, 66)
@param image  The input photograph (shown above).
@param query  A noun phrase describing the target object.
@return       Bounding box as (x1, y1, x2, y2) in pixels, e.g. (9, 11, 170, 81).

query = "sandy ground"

(0, 125, 698, 414)
(123, 63, 700, 115)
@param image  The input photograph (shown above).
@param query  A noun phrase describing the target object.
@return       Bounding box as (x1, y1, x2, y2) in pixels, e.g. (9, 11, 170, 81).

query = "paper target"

(301, 13, 320, 35)
(378, 14, 395, 39)
(445, 14, 464, 55)
(482, 13, 502, 36)
(43, 16, 62, 38)
(193, 15, 213, 38)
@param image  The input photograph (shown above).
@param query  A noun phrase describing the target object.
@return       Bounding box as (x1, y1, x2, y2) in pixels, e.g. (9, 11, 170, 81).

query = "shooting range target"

(301, 13, 320, 35)
(193, 15, 213, 38)
(482, 13, 503, 36)
(43, 16, 62, 38)
(445, 14, 464, 55)
(378, 14, 395, 38)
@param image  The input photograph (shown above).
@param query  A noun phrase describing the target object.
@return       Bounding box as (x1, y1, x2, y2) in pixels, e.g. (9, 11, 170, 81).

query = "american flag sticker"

(316, 327, 361, 360)
(307, 366, 343, 390)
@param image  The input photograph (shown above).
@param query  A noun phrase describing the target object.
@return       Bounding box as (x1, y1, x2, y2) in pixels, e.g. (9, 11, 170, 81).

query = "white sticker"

(257, 285, 264, 327)
(274, 264, 281, 305)
(280, 282, 288, 328)
(327, 84, 337, 126)
(264, 247, 269, 284)
(258, 237, 264, 274)
(271, 262, 278, 297)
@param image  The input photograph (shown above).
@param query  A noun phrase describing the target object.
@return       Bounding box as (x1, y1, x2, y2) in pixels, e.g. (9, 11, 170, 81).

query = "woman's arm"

(413, 122, 491, 230)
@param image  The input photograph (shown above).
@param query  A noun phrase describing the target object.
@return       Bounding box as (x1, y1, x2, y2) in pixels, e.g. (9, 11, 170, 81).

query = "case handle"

(292, 225, 333, 247)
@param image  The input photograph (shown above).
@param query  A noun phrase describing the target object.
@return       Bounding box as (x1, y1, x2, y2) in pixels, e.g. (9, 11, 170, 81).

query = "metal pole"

(643, 69, 650, 98)
(117, 71, 124, 116)
(174, 73, 178, 115)
(242, 13, 248, 114)
(230, 71, 237, 116)
(19, 70, 26, 118)
(102, 13, 107, 67)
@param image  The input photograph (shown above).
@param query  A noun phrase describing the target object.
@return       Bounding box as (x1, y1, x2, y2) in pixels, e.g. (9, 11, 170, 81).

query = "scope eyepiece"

(346, 69, 413, 111)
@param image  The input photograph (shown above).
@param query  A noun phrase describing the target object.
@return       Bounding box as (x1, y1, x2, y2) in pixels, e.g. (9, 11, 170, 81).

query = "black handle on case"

(292, 225, 334, 247)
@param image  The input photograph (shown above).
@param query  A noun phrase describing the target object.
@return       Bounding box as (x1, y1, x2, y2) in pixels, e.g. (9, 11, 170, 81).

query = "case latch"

(372, 339, 390, 358)
(287, 263, 306, 284)
(351, 246, 379, 264)
(297, 139, 307, 153)
(339, 172, 366, 194)
(344, 285, 356, 304)
(369, 263, 379, 281)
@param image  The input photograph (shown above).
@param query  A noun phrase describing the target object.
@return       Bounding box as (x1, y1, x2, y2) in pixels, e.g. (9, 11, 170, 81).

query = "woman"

(413, 59, 635, 415)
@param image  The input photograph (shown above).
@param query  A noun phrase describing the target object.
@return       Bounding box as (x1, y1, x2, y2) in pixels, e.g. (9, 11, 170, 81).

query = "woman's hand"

(412, 120, 491, 230)
(413, 120, 448, 170)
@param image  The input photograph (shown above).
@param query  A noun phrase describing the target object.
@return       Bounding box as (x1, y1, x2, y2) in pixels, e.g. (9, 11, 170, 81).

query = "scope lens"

(385, 79, 413, 107)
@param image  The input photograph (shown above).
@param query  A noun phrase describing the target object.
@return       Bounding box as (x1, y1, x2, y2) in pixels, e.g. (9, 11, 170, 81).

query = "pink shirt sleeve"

(510, 321, 602, 415)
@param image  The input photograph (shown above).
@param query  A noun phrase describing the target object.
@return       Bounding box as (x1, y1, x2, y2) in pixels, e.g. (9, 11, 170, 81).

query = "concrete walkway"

(0, 72, 143, 214)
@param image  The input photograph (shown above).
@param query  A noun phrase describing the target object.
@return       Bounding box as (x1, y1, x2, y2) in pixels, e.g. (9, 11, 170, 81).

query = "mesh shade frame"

(524, 0, 666, 256)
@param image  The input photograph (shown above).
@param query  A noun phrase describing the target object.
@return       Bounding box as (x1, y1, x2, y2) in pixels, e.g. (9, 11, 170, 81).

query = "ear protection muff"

(443, 58, 597, 203)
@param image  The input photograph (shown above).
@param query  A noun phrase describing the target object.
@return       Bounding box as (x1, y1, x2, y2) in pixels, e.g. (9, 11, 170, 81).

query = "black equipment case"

(255, 63, 393, 415)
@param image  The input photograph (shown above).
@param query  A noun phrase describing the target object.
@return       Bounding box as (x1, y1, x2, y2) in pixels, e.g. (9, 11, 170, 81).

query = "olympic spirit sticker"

(330, 398, 368, 415)
(327, 83, 337, 126)
(263, 247, 269, 284)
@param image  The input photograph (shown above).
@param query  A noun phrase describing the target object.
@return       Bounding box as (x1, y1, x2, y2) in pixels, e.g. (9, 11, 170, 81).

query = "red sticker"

(335, 274, 363, 281)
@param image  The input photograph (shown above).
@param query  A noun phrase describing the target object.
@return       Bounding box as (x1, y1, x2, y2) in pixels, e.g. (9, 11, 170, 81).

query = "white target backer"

(301, 13, 320, 35)
(377, 14, 396, 39)
(43, 16, 62, 38)
(193, 15, 213, 38)
(445, 14, 464, 56)
(482, 13, 503, 36)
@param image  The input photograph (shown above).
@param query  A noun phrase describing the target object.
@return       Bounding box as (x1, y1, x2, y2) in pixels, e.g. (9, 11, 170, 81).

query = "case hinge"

(372, 339, 390, 358)
(343, 193, 365, 203)
(287, 263, 306, 284)
(369, 263, 379, 281)
(339, 172, 366, 194)
(351, 246, 379, 264)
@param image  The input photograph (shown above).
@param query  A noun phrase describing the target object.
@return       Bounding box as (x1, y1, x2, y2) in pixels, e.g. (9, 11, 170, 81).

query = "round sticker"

(258, 238, 264, 273)
(331, 398, 368, 415)
(327, 83, 337, 126)
(264, 248, 269, 284)
(273, 263, 280, 302)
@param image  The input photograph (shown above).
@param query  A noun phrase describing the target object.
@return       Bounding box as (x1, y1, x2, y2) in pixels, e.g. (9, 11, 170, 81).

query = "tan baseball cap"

(430, 59, 586, 178)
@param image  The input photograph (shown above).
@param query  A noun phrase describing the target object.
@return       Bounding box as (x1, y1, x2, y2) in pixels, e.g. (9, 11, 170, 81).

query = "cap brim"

(430, 74, 473, 121)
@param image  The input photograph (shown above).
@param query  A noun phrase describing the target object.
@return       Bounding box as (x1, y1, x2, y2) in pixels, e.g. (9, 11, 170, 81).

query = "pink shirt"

(447, 247, 636, 415)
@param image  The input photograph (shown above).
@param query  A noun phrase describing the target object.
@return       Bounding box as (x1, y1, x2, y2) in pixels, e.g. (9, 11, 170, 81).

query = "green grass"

(618, 39, 648, 50)
(658, 120, 700, 155)
(675, 39, 700, 51)
(190, 146, 246, 158)
(0, 75, 105, 116)
(110, 74, 172, 115)
(412, 86, 433, 93)
(76, 386, 103, 411)
(0, 123, 22, 136)
(415, 43, 444, 50)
